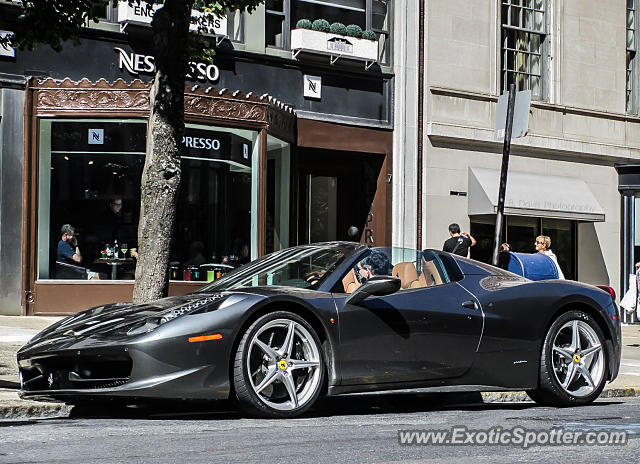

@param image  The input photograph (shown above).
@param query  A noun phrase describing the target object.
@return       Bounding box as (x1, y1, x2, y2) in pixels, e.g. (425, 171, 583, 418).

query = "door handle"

(461, 300, 477, 310)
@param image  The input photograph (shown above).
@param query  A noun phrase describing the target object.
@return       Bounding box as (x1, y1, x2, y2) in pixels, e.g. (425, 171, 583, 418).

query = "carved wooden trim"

(28, 79, 296, 141)
(31, 78, 150, 115)
(267, 106, 296, 144)
(184, 95, 267, 123)
(28, 78, 296, 144)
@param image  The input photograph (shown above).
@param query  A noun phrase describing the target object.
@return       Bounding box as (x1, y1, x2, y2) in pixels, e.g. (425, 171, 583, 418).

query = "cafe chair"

(54, 261, 87, 280)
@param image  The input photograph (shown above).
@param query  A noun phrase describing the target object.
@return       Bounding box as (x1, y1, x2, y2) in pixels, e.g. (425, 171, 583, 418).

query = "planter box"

(290, 29, 377, 63)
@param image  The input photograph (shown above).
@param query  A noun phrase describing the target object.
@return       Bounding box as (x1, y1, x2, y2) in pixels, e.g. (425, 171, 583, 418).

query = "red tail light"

(595, 285, 616, 301)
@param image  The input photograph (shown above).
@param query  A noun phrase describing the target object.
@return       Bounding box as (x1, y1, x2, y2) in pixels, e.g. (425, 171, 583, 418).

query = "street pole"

(492, 83, 516, 266)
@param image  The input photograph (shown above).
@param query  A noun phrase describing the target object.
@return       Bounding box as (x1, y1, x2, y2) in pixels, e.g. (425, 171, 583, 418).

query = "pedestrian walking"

(534, 235, 565, 280)
(620, 262, 640, 318)
(443, 223, 476, 257)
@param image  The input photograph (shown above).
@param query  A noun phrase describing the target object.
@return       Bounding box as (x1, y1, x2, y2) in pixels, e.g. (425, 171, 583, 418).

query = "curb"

(1, 388, 639, 420)
(598, 387, 640, 398)
(0, 394, 71, 420)
(0, 402, 71, 420)
(482, 387, 640, 403)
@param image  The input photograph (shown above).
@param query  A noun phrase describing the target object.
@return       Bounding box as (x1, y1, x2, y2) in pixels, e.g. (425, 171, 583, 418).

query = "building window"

(37, 119, 260, 281)
(628, 0, 636, 112)
(266, 0, 290, 48)
(226, 9, 245, 42)
(370, 0, 391, 66)
(267, 0, 392, 65)
(93, 1, 117, 22)
(501, 0, 546, 100)
(470, 216, 576, 280)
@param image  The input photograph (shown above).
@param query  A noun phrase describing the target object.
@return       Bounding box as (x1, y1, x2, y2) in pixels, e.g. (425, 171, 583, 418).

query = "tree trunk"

(133, 0, 193, 303)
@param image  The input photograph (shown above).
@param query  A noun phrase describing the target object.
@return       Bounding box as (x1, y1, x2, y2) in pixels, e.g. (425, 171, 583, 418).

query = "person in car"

(358, 250, 392, 282)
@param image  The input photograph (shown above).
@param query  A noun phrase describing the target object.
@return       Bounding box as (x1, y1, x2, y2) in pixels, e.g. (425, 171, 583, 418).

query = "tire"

(527, 310, 608, 406)
(233, 311, 325, 418)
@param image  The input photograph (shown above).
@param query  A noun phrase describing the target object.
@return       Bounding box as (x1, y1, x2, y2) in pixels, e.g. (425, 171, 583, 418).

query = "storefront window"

(37, 119, 259, 281)
(470, 216, 576, 280)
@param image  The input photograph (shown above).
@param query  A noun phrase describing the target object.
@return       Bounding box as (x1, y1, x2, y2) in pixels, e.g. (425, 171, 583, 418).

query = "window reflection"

(38, 120, 258, 282)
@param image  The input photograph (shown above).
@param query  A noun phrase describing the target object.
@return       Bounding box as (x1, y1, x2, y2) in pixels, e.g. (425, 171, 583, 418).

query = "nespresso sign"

(114, 47, 220, 83)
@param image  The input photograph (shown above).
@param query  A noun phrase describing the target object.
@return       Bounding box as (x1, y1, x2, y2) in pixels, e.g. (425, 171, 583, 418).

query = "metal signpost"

(491, 85, 531, 266)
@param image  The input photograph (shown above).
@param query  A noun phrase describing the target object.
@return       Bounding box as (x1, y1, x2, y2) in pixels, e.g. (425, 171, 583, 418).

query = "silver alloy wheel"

(551, 320, 605, 397)
(247, 318, 322, 411)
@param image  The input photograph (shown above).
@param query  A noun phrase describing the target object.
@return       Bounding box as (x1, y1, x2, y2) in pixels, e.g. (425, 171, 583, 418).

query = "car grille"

(20, 354, 132, 391)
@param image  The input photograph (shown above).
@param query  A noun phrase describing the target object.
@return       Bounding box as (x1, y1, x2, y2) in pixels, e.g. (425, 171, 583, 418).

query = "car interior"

(341, 249, 453, 294)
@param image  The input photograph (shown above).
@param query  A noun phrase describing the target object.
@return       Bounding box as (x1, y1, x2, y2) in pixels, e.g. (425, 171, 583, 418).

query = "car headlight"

(158, 294, 227, 324)
(127, 294, 227, 336)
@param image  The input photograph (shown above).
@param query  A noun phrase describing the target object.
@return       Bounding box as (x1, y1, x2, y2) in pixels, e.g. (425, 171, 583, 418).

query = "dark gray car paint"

(17, 243, 621, 404)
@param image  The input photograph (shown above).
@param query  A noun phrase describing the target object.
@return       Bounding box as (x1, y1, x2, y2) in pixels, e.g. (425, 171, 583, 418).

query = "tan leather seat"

(420, 259, 443, 287)
(342, 268, 361, 294)
(391, 262, 422, 289)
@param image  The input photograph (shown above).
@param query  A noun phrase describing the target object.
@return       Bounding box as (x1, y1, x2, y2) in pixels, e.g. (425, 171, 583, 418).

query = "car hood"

(20, 286, 330, 355)
(20, 293, 227, 351)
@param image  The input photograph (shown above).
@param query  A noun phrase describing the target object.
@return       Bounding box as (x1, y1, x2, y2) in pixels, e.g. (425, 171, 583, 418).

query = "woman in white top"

(535, 235, 565, 280)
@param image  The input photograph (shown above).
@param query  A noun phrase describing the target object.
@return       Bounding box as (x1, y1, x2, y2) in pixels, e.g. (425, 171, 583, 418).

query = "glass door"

(306, 175, 338, 243)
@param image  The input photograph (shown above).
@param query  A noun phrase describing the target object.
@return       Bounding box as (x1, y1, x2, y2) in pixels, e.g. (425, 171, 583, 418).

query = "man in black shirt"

(442, 223, 476, 257)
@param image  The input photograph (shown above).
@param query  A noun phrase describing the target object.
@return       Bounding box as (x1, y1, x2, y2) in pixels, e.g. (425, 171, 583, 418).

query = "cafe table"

(93, 257, 135, 280)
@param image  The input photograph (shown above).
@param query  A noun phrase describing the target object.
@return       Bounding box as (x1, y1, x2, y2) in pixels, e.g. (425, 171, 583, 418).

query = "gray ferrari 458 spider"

(18, 242, 621, 417)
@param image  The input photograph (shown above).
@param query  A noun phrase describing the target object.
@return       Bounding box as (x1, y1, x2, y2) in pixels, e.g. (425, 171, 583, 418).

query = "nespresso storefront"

(1, 24, 393, 315)
(24, 78, 298, 314)
(19, 79, 391, 315)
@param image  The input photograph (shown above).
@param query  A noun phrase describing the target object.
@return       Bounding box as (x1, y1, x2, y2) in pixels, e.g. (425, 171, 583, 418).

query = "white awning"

(468, 167, 605, 222)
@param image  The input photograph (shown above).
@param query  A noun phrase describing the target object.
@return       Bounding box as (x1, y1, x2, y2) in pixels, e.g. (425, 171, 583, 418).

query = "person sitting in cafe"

(56, 224, 99, 280)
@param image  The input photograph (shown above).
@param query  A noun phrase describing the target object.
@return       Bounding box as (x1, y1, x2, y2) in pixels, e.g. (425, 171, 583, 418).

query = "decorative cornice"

(32, 78, 150, 114)
(28, 79, 296, 141)
(33, 77, 149, 90)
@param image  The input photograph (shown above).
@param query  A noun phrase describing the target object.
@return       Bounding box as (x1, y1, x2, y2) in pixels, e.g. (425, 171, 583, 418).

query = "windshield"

(198, 245, 348, 292)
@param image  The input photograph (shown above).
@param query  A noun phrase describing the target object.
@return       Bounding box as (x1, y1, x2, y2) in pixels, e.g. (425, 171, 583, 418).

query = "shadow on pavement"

(60, 391, 552, 421)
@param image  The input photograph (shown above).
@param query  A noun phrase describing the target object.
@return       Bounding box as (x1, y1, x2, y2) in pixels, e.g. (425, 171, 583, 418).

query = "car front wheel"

(528, 310, 608, 406)
(233, 311, 325, 418)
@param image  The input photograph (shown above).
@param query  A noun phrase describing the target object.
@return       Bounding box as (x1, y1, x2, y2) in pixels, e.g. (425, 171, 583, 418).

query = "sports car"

(18, 242, 621, 418)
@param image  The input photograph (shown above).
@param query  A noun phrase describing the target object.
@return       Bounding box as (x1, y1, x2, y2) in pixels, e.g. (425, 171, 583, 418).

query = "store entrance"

(470, 215, 577, 280)
(296, 148, 385, 245)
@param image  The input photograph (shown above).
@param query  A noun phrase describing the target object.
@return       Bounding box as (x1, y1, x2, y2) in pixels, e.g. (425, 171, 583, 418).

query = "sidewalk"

(0, 315, 71, 418)
(1, 316, 639, 418)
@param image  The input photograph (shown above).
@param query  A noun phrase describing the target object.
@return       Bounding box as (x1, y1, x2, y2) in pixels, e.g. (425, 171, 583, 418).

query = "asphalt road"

(1, 393, 639, 464)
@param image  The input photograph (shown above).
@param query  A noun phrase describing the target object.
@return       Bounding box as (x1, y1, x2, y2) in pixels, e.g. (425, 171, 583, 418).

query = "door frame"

(296, 118, 392, 246)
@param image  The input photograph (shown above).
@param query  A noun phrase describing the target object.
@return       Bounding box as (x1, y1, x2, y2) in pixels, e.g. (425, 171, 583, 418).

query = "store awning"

(468, 167, 605, 222)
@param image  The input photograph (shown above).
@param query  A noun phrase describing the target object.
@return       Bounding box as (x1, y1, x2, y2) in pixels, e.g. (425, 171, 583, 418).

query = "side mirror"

(345, 276, 401, 306)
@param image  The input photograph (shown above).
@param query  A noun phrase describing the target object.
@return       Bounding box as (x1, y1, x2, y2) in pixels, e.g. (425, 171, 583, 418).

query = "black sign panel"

(182, 128, 252, 168)
(0, 26, 391, 125)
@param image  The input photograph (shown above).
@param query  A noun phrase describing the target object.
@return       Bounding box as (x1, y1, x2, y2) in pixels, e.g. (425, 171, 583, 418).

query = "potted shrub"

(291, 19, 378, 62)
(296, 19, 312, 30)
(345, 24, 363, 38)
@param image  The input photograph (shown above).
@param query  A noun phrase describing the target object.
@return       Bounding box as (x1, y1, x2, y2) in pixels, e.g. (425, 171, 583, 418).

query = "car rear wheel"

(233, 311, 325, 418)
(527, 310, 608, 406)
